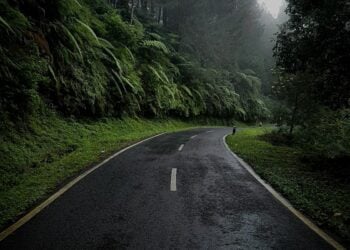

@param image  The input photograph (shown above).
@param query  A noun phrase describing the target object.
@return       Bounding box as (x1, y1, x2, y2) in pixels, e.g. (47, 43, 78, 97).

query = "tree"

(273, 0, 350, 167)
(274, 0, 350, 110)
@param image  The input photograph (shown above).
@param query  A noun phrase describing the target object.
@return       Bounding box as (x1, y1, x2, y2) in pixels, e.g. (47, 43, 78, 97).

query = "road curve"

(0, 128, 332, 249)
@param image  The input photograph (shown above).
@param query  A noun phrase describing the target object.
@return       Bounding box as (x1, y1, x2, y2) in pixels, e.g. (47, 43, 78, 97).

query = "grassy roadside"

(226, 127, 350, 245)
(0, 115, 207, 230)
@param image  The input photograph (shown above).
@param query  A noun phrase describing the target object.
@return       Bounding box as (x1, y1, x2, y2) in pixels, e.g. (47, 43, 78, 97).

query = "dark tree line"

(272, 0, 350, 170)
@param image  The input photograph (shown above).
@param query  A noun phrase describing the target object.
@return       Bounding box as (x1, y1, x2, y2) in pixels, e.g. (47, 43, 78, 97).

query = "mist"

(0, 0, 349, 247)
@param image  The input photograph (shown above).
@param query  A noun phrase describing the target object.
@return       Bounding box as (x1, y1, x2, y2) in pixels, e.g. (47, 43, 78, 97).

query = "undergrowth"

(226, 128, 350, 245)
(0, 114, 204, 229)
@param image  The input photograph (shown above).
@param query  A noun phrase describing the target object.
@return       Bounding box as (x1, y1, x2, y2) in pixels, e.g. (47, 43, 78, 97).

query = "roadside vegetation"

(226, 128, 350, 245)
(271, 0, 350, 195)
(260, 1, 350, 243)
(0, 0, 273, 127)
(0, 0, 275, 229)
(0, 114, 210, 229)
(1, 0, 349, 244)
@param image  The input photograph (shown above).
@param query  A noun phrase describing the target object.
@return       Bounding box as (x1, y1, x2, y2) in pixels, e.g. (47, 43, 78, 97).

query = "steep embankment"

(0, 0, 269, 128)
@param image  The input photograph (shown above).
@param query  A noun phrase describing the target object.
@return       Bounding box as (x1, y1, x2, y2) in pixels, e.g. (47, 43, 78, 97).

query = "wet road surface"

(0, 128, 332, 249)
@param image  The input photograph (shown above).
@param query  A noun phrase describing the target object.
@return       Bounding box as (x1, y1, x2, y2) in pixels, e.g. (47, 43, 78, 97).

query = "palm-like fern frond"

(142, 40, 169, 54)
(58, 22, 83, 61)
(102, 47, 123, 73)
(75, 19, 100, 45)
(0, 16, 15, 34)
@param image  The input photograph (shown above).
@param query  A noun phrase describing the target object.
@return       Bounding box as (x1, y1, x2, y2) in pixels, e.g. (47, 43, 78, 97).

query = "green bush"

(294, 109, 350, 177)
(268, 108, 350, 178)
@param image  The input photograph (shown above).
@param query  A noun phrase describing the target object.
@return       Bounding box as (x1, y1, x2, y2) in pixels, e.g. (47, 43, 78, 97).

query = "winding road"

(0, 128, 333, 249)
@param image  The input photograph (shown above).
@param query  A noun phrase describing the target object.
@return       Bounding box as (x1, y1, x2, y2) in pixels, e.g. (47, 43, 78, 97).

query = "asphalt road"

(0, 128, 332, 249)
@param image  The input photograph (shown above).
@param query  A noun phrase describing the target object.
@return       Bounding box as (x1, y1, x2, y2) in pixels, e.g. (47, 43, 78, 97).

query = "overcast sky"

(258, 0, 284, 18)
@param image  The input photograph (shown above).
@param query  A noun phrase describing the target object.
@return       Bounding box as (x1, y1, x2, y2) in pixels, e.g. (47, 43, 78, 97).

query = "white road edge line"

(178, 144, 184, 151)
(190, 135, 198, 139)
(0, 133, 166, 242)
(170, 168, 177, 192)
(223, 134, 345, 250)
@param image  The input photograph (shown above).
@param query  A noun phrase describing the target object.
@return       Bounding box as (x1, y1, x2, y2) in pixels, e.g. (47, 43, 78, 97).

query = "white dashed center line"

(170, 168, 177, 192)
(206, 130, 213, 133)
(190, 135, 198, 139)
(178, 144, 184, 151)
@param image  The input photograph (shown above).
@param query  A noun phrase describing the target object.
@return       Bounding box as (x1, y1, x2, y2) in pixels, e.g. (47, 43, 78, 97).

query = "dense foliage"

(273, 0, 350, 174)
(1, 0, 349, 242)
(227, 128, 350, 242)
(0, 0, 274, 130)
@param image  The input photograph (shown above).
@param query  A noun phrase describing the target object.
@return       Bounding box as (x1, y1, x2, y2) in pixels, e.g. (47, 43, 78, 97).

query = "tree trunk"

(163, 6, 168, 27)
(157, 6, 163, 24)
(117, 0, 129, 10)
(130, 0, 135, 24)
(289, 93, 299, 135)
(150, 0, 155, 17)
(141, 0, 147, 11)
(138, 0, 141, 9)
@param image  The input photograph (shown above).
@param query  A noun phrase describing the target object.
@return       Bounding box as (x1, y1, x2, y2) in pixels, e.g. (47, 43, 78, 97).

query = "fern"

(75, 19, 100, 45)
(147, 32, 162, 40)
(111, 70, 123, 87)
(147, 65, 163, 83)
(142, 40, 169, 54)
(73, 0, 82, 7)
(98, 37, 115, 49)
(0, 16, 15, 34)
(158, 70, 170, 84)
(119, 44, 135, 64)
(110, 70, 124, 98)
(102, 47, 123, 73)
(58, 22, 83, 61)
(121, 75, 137, 93)
(162, 85, 176, 102)
(48, 65, 58, 84)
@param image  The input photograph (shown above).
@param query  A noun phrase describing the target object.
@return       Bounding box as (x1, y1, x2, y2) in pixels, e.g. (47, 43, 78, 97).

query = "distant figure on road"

(232, 126, 237, 135)
(259, 121, 263, 127)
